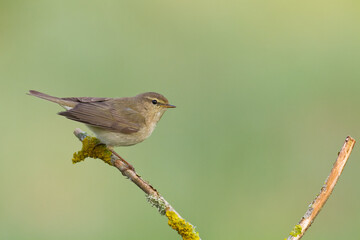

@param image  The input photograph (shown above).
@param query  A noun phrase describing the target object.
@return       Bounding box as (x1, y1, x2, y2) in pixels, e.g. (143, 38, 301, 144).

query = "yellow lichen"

(289, 224, 302, 237)
(72, 136, 112, 165)
(166, 210, 200, 240)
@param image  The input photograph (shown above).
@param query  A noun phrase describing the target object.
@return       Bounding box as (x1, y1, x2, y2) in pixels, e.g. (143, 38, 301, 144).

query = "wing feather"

(58, 100, 144, 134)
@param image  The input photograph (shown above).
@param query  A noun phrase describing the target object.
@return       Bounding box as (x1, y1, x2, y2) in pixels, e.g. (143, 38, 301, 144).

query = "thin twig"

(286, 136, 356, 240)
(73, 128, 200, 240)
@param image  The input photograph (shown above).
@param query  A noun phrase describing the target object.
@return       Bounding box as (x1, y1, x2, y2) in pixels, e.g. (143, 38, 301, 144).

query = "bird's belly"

(87, 126, 154, 147)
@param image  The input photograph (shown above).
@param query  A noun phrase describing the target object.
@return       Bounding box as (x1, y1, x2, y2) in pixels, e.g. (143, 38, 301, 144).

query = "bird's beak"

(162, 103, 176, 108)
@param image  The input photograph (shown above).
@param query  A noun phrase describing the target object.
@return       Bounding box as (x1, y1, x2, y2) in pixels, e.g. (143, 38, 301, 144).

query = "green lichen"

(166, 210, 200, 240)
(146, 194, 167, 215)
(72, 136, 112, 165)
(289, 224, 302, 237)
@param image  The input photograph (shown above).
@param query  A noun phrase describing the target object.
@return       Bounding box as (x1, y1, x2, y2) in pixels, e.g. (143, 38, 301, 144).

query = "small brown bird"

(28, 90, 175, 147)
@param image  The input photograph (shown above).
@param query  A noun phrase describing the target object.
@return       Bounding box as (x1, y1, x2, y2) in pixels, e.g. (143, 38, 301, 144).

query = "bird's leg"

(107, 146, 135, 171)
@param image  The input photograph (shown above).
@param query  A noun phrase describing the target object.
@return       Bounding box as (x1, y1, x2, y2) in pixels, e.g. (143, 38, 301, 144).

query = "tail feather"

(28, 90, 77, 108)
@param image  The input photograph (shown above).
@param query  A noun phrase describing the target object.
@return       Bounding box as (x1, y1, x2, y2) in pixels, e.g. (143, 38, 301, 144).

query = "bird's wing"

(58, 100, 145, 134)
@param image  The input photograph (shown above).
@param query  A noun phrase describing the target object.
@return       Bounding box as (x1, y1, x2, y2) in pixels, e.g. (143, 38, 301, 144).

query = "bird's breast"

(87, 124, 157, 147)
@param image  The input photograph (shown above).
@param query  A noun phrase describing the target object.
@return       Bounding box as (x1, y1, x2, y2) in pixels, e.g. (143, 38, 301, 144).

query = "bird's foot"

(93, 142, 107, 150)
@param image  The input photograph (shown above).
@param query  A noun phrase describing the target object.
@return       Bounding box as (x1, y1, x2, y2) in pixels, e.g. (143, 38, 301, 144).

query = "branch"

(285, 136, 356, 239)
(72, 128, 200, 240)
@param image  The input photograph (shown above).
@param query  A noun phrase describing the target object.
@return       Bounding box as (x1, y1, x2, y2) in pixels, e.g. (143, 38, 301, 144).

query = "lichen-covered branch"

(73, 128, 200, 240)
(285, 136, 356, 240)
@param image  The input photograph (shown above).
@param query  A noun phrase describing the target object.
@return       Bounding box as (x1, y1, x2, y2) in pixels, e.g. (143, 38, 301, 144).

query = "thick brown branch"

(287, 136, 356, 239)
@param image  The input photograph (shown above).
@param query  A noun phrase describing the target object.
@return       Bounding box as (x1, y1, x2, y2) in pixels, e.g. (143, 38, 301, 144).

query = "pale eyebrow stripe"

(146, 97, 162, 102)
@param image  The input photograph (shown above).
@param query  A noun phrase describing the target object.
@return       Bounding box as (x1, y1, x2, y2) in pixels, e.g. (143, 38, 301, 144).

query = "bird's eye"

(152, 99, 158, 105)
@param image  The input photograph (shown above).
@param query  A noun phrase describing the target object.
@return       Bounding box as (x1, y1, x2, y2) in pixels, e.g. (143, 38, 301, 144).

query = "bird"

(28, 90, 175, 149)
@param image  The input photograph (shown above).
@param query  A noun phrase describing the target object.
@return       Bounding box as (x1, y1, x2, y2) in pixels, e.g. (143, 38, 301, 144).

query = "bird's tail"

(28, 90, 77, 108)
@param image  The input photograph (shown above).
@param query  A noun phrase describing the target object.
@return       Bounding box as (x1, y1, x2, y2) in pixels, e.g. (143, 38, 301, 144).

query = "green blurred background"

(1, 1, 360, 239)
